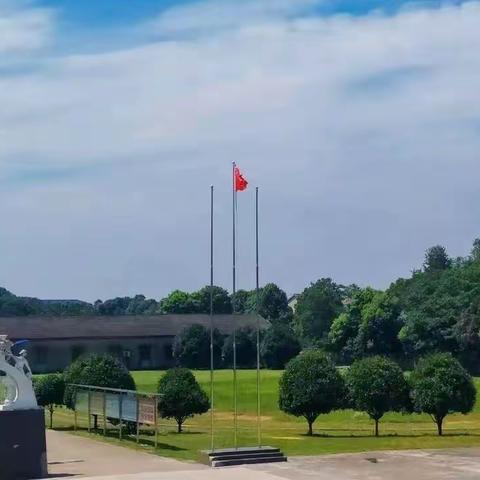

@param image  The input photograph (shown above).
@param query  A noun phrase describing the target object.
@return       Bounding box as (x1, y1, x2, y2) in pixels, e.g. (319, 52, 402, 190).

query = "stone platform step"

(202, 447, 287, 468)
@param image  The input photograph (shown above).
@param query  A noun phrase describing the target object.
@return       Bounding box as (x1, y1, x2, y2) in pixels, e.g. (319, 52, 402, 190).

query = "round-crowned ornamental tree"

(279, 350, 345, 435)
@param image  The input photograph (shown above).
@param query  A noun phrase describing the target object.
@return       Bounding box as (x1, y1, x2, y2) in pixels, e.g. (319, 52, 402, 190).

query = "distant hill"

(0, 288, 161, 316)
(0, 287, 95, 316)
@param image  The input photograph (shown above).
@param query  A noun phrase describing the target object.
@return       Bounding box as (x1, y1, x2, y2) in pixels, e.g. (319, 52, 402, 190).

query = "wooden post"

(87, 390, 91, 433)
(154, 395, 158, 449)
(103, 391, 107, 436)
(136, 394, 140, 444)
(73, 389, 77, 432)
(119, 394, 123, 441)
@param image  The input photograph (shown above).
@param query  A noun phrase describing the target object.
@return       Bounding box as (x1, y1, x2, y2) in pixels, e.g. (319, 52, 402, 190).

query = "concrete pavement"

(46, 430, 205, 477)
(46, 430, 480, 480)
(247, 448, 480, 480)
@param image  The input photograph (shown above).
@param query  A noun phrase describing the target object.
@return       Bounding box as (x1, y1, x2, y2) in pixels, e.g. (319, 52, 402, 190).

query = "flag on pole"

(231, 162, 247, 449)
(234, 167, 248, 191)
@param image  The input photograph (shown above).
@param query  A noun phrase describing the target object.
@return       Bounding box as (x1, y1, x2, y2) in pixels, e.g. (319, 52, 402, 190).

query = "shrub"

(346, 356, 410, 436)
(173, 324, 223, 368)
(279, 350, 345, 435)
(222, 327, 257, 368)
(63, 354, 135, 409)
(157, 368, 210, 433)
(410, 352, 476, 435)
(34, 373, 65, 428)
(261, 324, 301, 369)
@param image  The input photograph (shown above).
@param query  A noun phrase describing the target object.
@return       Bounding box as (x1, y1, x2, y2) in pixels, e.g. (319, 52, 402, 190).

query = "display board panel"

(75, 390, 89, 412)
(105, 393, 120, 419)
(122, 393, 138, 422)
(138, 396, 156, 425)
(90, 391, 104, 415)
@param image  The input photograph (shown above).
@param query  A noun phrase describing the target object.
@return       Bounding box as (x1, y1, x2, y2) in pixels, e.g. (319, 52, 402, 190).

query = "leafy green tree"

(157, 368, 210, 433)
(279, 350, 345, 435)
(389, 250, 480, 369)
(255, 283, 290, 321)
(328, 288, 378, 363)
(328, 312, 356, 361)
(410, 353, 476, 435)
(354, 292, 403, 358)
(125, 295, 158, 314)
(191, 286, 232, 314)
(398, 313, 456, 361)
(346, 356, 409, 436)
(173, 324, 223, 368)
(261, 324, 301, 369)
(471, 238, 480, 262)
(453, 308, 480, 372)
(63, 354, 135, 409)
(231, 290, 253, 314)
(294, 278, 344, 346)
(0, 287, 44, 315)
(42, 299, 95, 315)
(34, 374, 65, 428)
(222, 327, 257, 368)
(423, 245, 451, 272)
(159, 290, 197, 314)
(95, 297, 132, 315)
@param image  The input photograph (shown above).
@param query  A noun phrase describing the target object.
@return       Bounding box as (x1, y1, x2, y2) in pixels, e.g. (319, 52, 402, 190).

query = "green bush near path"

(44, 369, 480, 461)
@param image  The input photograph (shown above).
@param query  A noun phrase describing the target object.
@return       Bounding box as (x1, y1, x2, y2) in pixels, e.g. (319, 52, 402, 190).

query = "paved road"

(248, 448, 480, 480)
(47, 430, 480, 480)
(46, 430, 206, 477)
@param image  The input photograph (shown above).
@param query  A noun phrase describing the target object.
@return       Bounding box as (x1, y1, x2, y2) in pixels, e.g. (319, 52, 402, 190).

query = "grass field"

(48, 370, 480, 461)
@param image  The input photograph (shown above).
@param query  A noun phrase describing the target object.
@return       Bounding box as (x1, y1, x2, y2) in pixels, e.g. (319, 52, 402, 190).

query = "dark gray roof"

(0, 314, 266, 340)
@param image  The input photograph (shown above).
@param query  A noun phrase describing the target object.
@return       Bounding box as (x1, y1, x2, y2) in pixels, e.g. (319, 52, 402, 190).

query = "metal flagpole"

(255, 186, 261, 448)
(210, 185, 215, 452)
(232, 161, 238, 449)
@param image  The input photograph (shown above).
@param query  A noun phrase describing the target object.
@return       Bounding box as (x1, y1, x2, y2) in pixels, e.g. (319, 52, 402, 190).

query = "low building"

(0, 314, 264, 373)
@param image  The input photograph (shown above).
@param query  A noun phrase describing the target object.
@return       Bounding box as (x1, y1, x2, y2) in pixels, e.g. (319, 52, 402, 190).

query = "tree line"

(169, 238, 480, 373)
(279, 350, 476, 437)
(35, 349, 476, 438)
(5, 238, 480, 372)
(0, 283, 289, 317)
(172, 322, 300, 370)
(324, 240, 480, 372)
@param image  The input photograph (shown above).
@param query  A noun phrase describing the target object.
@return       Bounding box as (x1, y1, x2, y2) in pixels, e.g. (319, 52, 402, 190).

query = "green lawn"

(48, 370, 480, 461)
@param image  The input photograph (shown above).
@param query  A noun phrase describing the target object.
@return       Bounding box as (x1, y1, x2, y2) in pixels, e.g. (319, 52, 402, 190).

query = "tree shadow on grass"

(168, 431, 203, 435)
(105, 432, 188, 452)
(47, 474, 78, 478)
(50, 426, 76, 432)
(301, 432, 480, 439)
(56, 427, 188, 452)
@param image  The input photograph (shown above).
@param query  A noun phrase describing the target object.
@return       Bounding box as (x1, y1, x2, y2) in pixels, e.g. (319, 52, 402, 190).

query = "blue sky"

(36, 0, 469, 26)
(1, 0, 479, 301)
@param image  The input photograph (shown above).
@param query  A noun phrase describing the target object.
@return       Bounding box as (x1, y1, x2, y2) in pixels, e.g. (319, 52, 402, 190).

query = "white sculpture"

(0, 335, 38, 411)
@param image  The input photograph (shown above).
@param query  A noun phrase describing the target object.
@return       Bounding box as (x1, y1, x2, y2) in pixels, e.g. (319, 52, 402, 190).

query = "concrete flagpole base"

(0, 409, 48, 479)
(201, 446, 287, 467)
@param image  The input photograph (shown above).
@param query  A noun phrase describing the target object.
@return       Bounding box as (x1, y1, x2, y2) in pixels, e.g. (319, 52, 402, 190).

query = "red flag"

(234, 167, 248, 192)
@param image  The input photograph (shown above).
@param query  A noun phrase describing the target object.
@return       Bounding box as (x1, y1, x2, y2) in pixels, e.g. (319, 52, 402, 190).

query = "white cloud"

(0, 1, 54, 54)
(0, 1, 479, 300)
(148, 0, 322, 37)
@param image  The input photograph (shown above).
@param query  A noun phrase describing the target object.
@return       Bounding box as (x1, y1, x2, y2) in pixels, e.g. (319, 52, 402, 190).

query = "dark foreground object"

(0, 409, 48, 480)
(202, 446, 287, 467)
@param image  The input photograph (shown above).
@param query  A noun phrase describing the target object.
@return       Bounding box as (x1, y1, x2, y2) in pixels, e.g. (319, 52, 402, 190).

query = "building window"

(71, 345, 85, 362)
(163, 344, 173, 361)
(138, 345, 152, 367)
(34, 346, 48, 366)
(108, 345, 123, 358)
